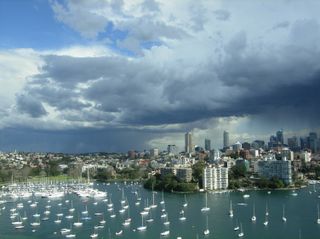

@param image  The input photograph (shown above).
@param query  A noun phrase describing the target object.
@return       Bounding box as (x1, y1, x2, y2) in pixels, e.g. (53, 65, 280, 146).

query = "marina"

(1, 182, 320, 238)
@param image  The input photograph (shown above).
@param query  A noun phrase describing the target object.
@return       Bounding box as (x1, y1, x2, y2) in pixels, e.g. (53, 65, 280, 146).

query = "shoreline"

(0, 177, 313, 193)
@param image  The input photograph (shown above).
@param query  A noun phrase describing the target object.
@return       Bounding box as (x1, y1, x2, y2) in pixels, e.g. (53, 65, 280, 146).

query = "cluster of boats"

(0, 181, 192, 238)
(1, 181, 320, 239)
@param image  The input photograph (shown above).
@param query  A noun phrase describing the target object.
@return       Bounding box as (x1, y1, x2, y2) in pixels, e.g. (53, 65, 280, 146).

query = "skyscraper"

(276, 130, 284, 145)
(185, 132, 193, 153)
(223, 131, 229, 148)
(205, 139, 211, 151)
(309, 132, 318, 153)
(300, 137, 308, 150)
(288, 136, 299, 151)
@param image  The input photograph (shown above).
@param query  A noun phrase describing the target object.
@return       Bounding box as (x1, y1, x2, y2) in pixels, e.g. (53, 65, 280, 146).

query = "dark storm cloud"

(272, 21, 290, 30)
(213, 10, 230, 21)
(16, 94, 47, 118)
(25, 82, 91, 110)
(40, 55, 130, 86)
(0, 127, 163, 153)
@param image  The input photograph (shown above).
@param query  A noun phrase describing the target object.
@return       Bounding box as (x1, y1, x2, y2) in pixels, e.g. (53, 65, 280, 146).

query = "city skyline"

(1, 0, 320, 153)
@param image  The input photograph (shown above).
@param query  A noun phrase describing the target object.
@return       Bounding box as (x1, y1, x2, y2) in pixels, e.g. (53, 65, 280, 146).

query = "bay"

(1, 182, 320, 239)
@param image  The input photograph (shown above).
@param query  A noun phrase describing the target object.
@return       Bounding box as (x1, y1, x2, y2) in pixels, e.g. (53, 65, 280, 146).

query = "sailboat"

(81, 204, 88, 215)
(137, 215, 147, 231)
(123, 197, 129, 209)
(265, 202, 269, 216)
(69, 200, 75, 212)
(201, 192, 210, 212)
(90, 228, 98, 239)
(123, 208, 131, 226)
(65, 214, 74, 219)
(160, 190, 165, 204)
(263, 203, 269, 226)
(203, 215, 210, 235)
(30, 217, 40, 227)
(150, 191, 157, 208)
(282, 205, 287, 222)
(251, 203, 256, 222)
(183, 194, 188, 207)
(229, 200, 234, 217)
(316, 204, 320, 224)
(163, 214, 170, 225)
(66, 233, 76, 238)
(110, 207, 116, 218)
(135, 191, 141, 206)
(179, 209, 186, 221)
(263, 214, 268, 226)
(54, 214, 62, 224)
(21, 211, 28, 221)
(121, 188, 126, 205)
(73, 214, 83, 227)
(99, 215, 106, 225)
(238, 223, 244, 237)
(146, 209, 154, 223)
(144, 198, 151, 211)
(234, 220, 240, 231)
(61, 226, 71, 235)
(107, 195, 114, 208)
(12, 214, 24, 229)
(160, 230, 170, 236)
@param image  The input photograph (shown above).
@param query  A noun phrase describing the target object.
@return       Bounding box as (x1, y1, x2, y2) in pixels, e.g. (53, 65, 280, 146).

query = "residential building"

(176, 168, 193, 182)
(256, 159, 292, 184)
(299, 151, 311, 162)
(160, 167, 176, 179)
(150, 148, 159, 157)
(203, 166, 229, 190)
(242, 142, 251, 150)
(281, 148, 294, 160)
(251, 140, 265, 149)
(233, 141, 242, 151)
(167, 144, 177, 155)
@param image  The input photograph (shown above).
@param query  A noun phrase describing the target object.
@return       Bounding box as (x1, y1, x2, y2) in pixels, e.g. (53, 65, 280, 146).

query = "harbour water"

(1, 182, 320, 239)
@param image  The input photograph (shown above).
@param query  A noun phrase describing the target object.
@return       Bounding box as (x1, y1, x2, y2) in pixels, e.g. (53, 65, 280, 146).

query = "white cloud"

(0, 48, 43, 114)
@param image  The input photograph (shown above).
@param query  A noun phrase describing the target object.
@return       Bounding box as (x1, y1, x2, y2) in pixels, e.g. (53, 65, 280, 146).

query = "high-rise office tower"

(223, 131, 229, 148)
(276, 130, 284, 145)
(300, 137, 308, 150)
(185, 132, 193, 153)
(205, 139, 211, 151)
(288, 136, 299, 151)
(309, 132, 318, 153)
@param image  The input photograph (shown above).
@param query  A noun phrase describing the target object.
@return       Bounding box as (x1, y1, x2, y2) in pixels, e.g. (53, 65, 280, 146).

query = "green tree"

(315, 166, 320, 178)
(230, 165, 247, 179)
(192, 160, 206, 187)
(269, 177, 285, 188)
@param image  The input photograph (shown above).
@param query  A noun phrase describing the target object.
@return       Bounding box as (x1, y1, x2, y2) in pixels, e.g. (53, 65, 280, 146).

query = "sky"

(0, 0, 320, 153)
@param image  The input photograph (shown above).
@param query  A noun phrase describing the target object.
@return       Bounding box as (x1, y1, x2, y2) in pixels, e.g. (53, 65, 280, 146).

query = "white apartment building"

(255, 158, 292, 184)
(203, 166, 229, 190)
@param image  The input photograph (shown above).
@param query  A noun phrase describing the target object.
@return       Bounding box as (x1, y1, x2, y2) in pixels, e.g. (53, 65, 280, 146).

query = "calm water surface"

(1, 182, 320, 239)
